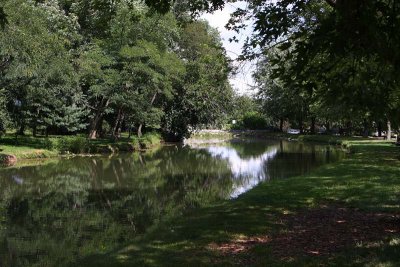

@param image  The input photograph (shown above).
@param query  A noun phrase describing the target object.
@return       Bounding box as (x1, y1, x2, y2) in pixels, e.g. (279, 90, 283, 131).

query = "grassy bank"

(80, 138, 400, 267)
(0, 132, 162, 163)
(189, 130, 371, 145)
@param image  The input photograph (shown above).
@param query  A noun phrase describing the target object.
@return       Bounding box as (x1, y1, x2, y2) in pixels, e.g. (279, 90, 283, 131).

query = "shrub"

(43, 138, 58, 150)
(144, 132, 161, 144)
(242, 112, 267, 130)
(132, 138, 140, 150)
(56, 136, 89, 154)
(139, 132, 161, 149)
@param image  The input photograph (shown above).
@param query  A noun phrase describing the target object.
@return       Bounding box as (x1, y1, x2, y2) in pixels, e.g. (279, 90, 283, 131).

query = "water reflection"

(202, 145, 278, 197)
(0, 140, 343, 267)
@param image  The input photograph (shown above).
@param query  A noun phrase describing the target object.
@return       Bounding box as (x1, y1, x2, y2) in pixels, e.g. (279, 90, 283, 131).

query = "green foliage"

(139, 132, 162, 149)
(0, 89, 8, 135)
(126, 0, 399, 136)
(119, 39, 185, 133)
(131, 137, 140, 150)
(0, 0, 232, 140)
(243, 0, 400, 135)
(1, 0, 87, 135)
(56, 136, 90, 154)
(143, 132, 162, 145)
(0, 6, 7, 29)
(229, 95, 260, 121)
(163, 21, 233, 140)
(241, 112, 268, 130)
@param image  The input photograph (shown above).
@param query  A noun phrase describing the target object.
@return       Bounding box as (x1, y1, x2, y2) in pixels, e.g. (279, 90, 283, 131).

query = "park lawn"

(78, 138, 400, 267)
(0, 144, 58, 159)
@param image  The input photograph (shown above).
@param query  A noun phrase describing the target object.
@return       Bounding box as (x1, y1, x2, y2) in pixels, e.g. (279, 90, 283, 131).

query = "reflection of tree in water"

(0, 146, 233, 267)
(193, 140, 344, 198)
(0, 142, 343, 266)
(265, 141, 345, 180)
(228, 140, 276, 158)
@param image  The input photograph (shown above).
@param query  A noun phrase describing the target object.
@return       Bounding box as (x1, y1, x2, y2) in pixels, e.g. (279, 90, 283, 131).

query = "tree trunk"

(346, 121, 352, 136)
(89, 115, 100, 139)
(137, 124, 143, 138)
(377, 121, 382, 137)
(112, 109, 122, 139)
(387, 120, 392, 141)
(326, 121, 330, 132)
(18, 123, 25, 135)
(311, 117, 316, 135)
(279, 118, 284, 132)
(150, 91, 158, 105)
(136, 91, 157, 138)
(363, 119, 368, 138)
(98, 118, 104, 138)
(32, 125, 37, 137)
(88, 99, 110, 139)
(117, 112, 125, 138)
(299, 117, 304, 134)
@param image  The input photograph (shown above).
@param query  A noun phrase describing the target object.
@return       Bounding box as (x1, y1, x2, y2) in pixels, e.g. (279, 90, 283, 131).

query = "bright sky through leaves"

(201, 1, 255, 95)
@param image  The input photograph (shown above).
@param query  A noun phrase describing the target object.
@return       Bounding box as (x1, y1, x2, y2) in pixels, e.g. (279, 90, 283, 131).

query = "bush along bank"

(50, 134, 162, 154)
(0, 132, 163, 165)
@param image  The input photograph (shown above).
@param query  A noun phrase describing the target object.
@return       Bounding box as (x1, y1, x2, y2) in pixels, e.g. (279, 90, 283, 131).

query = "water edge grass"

(0, 132, 163, 164)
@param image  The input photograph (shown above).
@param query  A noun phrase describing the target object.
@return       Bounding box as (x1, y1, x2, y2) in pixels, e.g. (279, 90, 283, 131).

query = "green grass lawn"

(0, 144, 58, 159)
(0, 132, 162, 161)
(77, 139, 400, 267)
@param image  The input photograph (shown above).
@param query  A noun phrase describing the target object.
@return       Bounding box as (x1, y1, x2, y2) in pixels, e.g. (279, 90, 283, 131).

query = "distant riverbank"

(0, 133, 162, 167)
(188, 129, 376, 147)
(1, 130, 388, 167)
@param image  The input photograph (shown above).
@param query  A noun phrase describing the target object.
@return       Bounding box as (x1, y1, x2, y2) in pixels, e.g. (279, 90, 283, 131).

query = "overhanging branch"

(325, 0, 337, 8)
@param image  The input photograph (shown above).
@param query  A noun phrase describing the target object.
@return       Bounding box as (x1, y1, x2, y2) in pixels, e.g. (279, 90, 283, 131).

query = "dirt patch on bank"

(208, 205, 400, 262)
(0, 153, 17, 166)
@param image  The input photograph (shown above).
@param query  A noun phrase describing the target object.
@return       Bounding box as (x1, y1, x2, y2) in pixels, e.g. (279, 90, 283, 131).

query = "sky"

(201, 1, 256, 95)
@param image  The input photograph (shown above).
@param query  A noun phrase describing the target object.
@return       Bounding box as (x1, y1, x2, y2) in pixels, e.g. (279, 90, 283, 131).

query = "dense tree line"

(141, 0, 400, 137)
(2, 0, 398, 137)
(248, 0, 400, 137)
(0, 0, 233, 140)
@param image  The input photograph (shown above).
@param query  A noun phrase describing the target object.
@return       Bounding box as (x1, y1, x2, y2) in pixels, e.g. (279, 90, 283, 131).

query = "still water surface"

(0, 139, 343, 266)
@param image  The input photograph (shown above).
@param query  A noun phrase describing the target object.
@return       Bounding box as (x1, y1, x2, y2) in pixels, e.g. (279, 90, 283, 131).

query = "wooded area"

(0, 1, 400, 267)
(0, 0, 233, 141)
(1, 0, 400, 140)
(148, 0, 400, 138)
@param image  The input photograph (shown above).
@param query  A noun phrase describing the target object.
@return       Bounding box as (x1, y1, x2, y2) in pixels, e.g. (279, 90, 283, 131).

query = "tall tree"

(163, 21, 233, 140)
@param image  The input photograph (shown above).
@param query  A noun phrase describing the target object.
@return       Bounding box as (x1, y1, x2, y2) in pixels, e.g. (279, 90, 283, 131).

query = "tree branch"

(325, 0, 337, 8)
